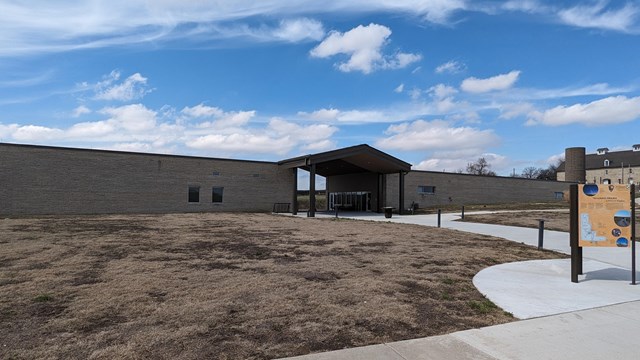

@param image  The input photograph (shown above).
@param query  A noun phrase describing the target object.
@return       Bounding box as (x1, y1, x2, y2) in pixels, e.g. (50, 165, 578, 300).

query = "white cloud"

(2, 102, 339, 157)
(12, 125, 64, 141)
(0, 1, 467, 57)
(201, 17, 325, 43)
(100, 104, 157, 132)
(376, 119, 499, 151)
(414, 151, 507, 173)
(498, 102, 536, 120)
(181, 104, 223, 118)
(546, 152, 565, 166)
(297, 107, 387, 123)
(337, 110, 387, 123)
(72, 105, 91, 117)
(187, 117, 338, 155)
(187, 133, 291, 154)
(502, 0, 546, 13)
(271, 18, 325, 42)
(394, 83, 405, 93)
(558, 2, 639, 33)
(435, 60, 465, 74)
(310, 23, 421, 74)
(461, 70, 521, 93)
(297, 108, 340, 121)
(428, 84, 459, 113)
(94, 71, 151, 101)
(67, 120, 115, 138)
(526, 95, 640, 126)
(429, 84, 458, 99)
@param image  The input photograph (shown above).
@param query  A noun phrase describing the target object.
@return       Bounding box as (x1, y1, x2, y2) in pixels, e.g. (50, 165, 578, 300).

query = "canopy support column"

(292, 168, 298, 215)
(308, 163, 316, 217)
(398, 171, 405, 215)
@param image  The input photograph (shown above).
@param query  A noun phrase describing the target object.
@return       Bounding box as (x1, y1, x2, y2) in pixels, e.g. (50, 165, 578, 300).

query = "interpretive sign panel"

(578, 184, 632, 247)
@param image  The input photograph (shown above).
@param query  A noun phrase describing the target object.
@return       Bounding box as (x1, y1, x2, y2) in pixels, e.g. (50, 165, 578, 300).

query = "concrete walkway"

(278, 210, 640, 360)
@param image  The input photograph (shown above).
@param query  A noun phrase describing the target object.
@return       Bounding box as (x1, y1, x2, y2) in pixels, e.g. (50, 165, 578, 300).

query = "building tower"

(564, 147, 586, 183)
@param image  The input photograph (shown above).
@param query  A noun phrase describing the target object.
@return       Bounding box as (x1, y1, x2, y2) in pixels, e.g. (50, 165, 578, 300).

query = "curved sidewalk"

(279, 211, 640, 360)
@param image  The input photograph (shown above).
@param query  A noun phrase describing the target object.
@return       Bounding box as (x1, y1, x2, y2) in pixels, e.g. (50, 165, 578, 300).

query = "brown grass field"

(461, 209, 639, 233)
(0, 213, 563, 359)
(461, 210, 571, 232)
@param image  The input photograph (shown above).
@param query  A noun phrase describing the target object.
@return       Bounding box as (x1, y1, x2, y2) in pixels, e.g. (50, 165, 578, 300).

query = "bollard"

(335, 205, 339, 218)
(538, 219, 545, 249)
(461, 205, 465, 220)
(437, 209, 442, 228)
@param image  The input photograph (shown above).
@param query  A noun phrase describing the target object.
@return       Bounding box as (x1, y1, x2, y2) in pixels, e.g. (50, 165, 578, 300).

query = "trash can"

(383, 207, 394, 218)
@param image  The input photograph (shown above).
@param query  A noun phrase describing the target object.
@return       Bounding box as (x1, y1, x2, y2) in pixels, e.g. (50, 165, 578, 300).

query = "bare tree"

(466, 157, 497, 176)
(537, 158, 564, 181)
(521, 166, 542, 179)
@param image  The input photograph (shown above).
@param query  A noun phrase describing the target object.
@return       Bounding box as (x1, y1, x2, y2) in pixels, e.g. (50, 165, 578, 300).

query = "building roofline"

(410, 169, 574, 183)
(0, 142, 279, 165)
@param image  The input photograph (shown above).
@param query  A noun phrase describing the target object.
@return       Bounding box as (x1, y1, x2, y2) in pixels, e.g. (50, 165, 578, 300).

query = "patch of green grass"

(440, 277, 455, 285)
(468, 299, 498, 314)
(441, 292, 453, 301)
(33, 294, 53, 302)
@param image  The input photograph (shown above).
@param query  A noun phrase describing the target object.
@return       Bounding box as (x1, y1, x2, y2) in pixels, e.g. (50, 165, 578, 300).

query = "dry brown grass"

(0, 213, 563, 359)
(461, 211, 571, 232)
(461, 210, 639, 233)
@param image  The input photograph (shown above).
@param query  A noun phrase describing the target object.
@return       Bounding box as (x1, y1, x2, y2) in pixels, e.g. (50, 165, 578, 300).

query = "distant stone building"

(557, 145, 640, 185)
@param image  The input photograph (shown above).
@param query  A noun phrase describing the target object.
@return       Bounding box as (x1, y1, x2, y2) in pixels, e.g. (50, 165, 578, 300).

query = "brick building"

(1, 142, 570, 216)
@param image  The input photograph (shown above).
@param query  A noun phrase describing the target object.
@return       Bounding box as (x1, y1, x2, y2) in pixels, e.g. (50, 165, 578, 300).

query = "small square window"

(554, 192, 564, 200)
(212, 187, 224, 203)
(418, 185, 435, 194)
(188, 186, 200, 203)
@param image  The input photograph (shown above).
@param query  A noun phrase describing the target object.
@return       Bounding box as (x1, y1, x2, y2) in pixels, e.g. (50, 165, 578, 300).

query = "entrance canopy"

(279, 145, 411, 217)
(278, 144, 411, 175)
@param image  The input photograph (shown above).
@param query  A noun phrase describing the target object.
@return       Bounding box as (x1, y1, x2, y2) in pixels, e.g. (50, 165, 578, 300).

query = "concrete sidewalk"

(278, 210, 640, 360)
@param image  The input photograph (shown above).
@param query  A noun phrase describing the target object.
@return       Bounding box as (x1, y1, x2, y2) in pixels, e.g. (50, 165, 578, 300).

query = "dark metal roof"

(278, 144, 412, 176)
(557, 149, 640, 172)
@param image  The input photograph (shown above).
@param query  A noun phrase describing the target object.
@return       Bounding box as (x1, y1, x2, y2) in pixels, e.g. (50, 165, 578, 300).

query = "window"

(212, 187, 224, 203)
(602, 179, 611, 184)
(604, 159, 610, 167)
(418, 185, 435, 194)
(188, 186, 200, 203)
(554, 192, 564, 200)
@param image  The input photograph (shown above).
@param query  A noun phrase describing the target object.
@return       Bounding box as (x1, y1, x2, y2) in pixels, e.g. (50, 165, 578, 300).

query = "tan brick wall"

(385, 171, 570, 210)
(0, 144, 294, 215)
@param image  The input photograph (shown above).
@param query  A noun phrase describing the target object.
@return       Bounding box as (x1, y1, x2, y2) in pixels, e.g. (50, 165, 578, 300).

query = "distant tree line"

(514, 158, 564, 180)
(457, 157, 563, 180)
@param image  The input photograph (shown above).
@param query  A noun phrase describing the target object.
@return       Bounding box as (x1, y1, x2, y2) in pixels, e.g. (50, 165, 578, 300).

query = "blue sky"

(1, 0, 640, 177)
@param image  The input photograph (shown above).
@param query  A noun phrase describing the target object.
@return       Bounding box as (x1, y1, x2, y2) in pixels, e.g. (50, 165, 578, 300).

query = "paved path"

(278, 210, 640, 360)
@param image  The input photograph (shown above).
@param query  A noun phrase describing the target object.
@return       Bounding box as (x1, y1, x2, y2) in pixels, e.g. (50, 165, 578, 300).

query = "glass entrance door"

(329, 192, 371, 211)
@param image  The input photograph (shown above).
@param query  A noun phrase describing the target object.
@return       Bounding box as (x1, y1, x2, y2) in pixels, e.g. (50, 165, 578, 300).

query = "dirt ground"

(461, 210, 570, 232)
(0, 213, 563, 360)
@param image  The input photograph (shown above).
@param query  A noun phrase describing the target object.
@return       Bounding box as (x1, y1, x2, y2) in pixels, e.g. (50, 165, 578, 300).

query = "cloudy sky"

(1, 0, 639, 176)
